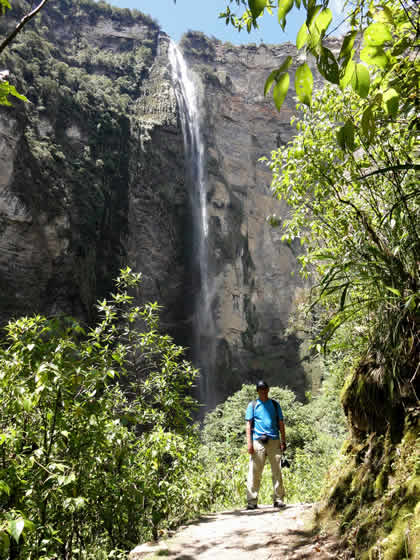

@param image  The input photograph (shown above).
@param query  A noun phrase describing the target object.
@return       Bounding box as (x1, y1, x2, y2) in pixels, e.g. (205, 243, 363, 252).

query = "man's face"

(257, 387, 269, 401)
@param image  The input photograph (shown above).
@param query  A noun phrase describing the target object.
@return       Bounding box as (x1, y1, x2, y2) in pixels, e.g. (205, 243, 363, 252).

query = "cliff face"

(0, 0, 189, 337)
(178, 33, 327, 402)
(0, 0, 321, 404)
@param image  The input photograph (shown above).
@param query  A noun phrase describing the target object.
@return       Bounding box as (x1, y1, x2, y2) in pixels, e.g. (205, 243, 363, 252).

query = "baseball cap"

(256, 380, 269, 390)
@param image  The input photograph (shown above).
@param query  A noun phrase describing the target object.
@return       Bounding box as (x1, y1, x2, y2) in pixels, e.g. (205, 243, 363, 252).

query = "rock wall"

(0, 0, 321, 406)
(0, 0, 189, 339)
(179, 33, 322, 403)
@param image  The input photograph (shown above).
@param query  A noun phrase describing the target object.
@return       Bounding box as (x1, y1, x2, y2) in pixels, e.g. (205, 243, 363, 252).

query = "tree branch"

(358, 164, 420, 180)
(0, 0, 49, 56)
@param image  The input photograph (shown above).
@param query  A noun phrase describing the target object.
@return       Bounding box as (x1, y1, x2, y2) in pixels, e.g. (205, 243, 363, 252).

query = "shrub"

(0, 268, 204, 559)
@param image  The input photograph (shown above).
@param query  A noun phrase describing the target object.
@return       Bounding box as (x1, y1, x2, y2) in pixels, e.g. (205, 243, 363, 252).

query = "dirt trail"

(129, 504, 343, 559)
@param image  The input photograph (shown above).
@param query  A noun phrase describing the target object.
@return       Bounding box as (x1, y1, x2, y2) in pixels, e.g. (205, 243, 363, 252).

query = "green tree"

(0, 269, 207, 559)
(265, 83, 418, 418)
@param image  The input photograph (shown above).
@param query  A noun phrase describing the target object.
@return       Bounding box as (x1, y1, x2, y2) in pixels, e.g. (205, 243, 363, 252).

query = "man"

(245, 380, 287, 510)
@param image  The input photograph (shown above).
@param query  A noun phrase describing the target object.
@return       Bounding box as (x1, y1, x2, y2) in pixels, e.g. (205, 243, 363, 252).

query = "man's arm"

(246, 420, 254, 454)
(278, 419, 286, 452)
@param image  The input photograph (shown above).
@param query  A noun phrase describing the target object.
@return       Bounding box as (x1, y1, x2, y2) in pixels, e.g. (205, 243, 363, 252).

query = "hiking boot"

(273, 500, 286, 509)
(246, 503, 257, 510)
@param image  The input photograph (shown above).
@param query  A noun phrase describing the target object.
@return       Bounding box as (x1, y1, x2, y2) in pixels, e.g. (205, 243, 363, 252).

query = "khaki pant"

(246, 438, 285, 506)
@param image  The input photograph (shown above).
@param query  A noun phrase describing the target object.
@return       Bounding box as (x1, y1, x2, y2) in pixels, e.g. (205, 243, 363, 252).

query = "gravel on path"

(128, 503, 342, 559)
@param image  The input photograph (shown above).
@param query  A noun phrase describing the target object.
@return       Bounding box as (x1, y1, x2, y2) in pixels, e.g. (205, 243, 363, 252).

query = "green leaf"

(0, 0, 11, 14)
(361, 106, 375, 144)
(264, 56, 292, 96)
(294, 0, 301, 8)
(306, 3, 321, 27)
(318, 46, 339, 84)
(374, 7, 393, 23)
(339, 31, 358, 62)
(307, 12, 322, 54)
(58, 472, 76, 486)
(296, 22, 309, 49)
(405, 294, 417, 312)
(314, 8, 332, 36)
(279, 56, 293, 73)
(391, 36, 411, 57)
(383, 88, 399, 117)
(337, 121, 355, 151)
(9, 519, 25, 544)
(23, 519, 35, 532)
(0, 480, 10, 496)
(386, 286, 401, 297)
(351, 63, 370, 98)
(248, 0, 266, 19)
(273, 72, 290, 111)
(23, 398, 33, 412)
(295, 62, 313, 105)
(360, 45, 388, 68)
(340, 58, 355, 90)
(363, 23, 392, 46)
(0, 81, 28, 105)
(0, 532, 10, 556)
(278, 0, 294, 30)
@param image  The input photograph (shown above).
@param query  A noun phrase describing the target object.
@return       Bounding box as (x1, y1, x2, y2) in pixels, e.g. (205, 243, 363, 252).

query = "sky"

(110, 1, 315, 46)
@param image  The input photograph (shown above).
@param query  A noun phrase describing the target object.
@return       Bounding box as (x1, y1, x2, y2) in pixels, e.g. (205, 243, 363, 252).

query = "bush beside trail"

(0, 269, 211, 560)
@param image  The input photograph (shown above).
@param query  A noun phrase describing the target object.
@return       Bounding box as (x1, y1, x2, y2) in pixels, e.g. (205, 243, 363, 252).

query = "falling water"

(168, 41, 216, 409)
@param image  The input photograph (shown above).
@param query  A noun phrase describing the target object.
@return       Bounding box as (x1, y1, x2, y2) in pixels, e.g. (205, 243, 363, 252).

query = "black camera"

(281, 456, 291, 468)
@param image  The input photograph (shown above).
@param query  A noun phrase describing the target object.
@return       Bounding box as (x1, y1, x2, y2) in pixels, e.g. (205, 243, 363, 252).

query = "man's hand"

(247, 443, 254, 454)
(281, 441, 287, 452)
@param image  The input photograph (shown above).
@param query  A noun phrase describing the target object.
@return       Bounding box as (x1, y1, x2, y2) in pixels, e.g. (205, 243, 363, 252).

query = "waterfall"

(168, 41, 216, 410)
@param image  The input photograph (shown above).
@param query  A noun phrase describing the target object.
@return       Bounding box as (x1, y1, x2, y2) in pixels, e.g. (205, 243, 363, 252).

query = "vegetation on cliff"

(0, 0, 161, 320)
(0, 0, 158, 106)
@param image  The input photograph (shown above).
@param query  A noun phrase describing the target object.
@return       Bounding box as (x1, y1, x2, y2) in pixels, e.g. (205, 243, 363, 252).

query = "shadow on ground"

(129, 504, 343, 559)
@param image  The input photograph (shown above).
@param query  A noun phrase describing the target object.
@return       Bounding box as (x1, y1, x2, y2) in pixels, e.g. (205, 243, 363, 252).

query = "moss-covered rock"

(318, 407, 419, 559)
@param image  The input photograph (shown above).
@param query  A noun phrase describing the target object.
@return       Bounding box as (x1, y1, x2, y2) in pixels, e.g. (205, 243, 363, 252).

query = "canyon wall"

(0, 0, 323, 405)
(178, 33, 324, 404)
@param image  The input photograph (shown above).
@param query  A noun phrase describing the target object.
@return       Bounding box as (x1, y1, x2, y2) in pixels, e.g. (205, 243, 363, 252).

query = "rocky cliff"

(0, 0, 322, 406)
(177, 33, 328, 405)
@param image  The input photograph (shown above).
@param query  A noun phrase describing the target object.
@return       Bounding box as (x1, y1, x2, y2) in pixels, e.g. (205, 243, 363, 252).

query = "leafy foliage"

(0, 0, 160, 316)
(217, 3, 418, 556)
(0, 0, 49, 105)
(265, 82, 418, 413)
(220, 1, 418, 152)
(0, 70, 26, 104)
(0, 269, 210, 559)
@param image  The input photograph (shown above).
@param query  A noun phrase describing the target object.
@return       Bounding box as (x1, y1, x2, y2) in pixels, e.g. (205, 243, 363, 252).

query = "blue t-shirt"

(245, 399, 284, 440)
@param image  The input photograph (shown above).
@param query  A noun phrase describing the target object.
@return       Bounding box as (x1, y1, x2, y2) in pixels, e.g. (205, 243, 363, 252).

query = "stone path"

(129, 504, 344, 559)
